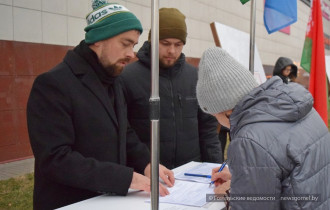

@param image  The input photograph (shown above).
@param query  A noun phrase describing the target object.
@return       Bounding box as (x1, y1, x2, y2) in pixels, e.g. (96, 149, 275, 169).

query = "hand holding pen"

(210, 160, 230, 187)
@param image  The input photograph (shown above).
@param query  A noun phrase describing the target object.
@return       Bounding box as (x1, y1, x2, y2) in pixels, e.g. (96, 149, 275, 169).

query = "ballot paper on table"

(146, 180, 214, 207)
(175, 162, 220, 184)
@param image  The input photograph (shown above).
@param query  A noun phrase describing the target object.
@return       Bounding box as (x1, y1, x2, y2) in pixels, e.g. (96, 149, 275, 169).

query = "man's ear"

(93, 40, 102, 47)
(89, 41, 102, 55)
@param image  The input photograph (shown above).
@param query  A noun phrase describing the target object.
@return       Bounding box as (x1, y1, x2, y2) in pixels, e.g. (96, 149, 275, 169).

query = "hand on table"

(129, 172, 169, 196)
(144, 163, 175, 187)
(134, 163, 175, 196)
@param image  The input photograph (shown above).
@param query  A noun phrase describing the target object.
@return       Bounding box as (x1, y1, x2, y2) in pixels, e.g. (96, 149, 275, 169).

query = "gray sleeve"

(227, 137, 282, 210)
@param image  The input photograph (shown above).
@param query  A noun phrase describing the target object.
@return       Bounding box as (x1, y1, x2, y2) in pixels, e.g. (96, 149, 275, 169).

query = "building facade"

(0, 0, 329, 162)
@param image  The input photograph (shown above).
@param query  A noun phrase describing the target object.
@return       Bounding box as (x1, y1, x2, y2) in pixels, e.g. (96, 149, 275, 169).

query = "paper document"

(175, 162, 220, 184)
(146, 180, 214, 207)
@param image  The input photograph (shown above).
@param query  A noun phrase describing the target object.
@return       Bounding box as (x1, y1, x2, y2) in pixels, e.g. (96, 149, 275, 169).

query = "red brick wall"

(0, 40, 72, 163)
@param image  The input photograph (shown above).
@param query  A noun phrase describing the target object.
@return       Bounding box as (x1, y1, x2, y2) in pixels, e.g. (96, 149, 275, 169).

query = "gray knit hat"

(196, 47, 258, 114)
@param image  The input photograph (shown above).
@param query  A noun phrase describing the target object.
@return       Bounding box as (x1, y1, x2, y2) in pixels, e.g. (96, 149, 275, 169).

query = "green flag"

(300, 37, 312, 73)
(240, 0, 250, 4)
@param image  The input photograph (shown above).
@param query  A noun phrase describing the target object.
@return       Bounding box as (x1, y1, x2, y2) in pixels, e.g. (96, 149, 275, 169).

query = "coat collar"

(63, 50, 119, 127)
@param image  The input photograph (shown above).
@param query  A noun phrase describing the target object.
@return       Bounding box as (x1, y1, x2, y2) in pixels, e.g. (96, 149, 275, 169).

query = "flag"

(240, 0, 250, 4)
(301, 0, 328, 126)
(263, 0, 297, 34)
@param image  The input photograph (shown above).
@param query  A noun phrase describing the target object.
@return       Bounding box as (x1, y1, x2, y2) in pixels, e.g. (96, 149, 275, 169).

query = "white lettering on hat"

(86, 4, 129, 26)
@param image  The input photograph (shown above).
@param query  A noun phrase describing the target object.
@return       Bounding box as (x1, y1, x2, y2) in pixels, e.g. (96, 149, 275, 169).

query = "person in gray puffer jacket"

(197, 47, 330, 210)
(273, 57, 298, 84)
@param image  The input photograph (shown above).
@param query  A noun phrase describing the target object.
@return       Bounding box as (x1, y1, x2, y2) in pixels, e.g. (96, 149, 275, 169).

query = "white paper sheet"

(146, 180, 214, 207)
(175, 162, 221, 184)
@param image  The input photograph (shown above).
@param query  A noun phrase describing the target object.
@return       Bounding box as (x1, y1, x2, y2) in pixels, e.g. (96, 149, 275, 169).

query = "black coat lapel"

(64, 51, 119, 127)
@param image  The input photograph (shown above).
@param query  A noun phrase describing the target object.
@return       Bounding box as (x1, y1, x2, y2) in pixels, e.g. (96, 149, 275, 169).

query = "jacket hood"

(136, 41, 186, 76)
(230, 77, 313, 135)
(273, 57, 298, 78)
(136, 41, 152, 67)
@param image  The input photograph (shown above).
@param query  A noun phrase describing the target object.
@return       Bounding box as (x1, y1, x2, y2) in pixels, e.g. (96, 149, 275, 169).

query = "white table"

(57, 162, 226, 210)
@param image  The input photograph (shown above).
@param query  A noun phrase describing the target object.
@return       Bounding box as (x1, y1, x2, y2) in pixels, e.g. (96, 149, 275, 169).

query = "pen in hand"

(184, 173, 211, 178)
(209, 159, 228, 187)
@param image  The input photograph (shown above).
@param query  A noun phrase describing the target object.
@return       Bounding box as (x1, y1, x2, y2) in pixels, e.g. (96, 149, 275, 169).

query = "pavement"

(0, 158, 35, 181)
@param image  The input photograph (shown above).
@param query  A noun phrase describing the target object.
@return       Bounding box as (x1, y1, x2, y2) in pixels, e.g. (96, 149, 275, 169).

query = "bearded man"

(27, 2, 174, 210)
(119, 8, 222, 169)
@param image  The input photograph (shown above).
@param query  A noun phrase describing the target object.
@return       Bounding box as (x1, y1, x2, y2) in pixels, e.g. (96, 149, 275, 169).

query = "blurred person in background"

(272, 57, 297, 83)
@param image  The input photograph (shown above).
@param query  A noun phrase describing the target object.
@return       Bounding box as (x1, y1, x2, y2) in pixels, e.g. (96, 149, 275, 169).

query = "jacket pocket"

(183, 97, 198, 117)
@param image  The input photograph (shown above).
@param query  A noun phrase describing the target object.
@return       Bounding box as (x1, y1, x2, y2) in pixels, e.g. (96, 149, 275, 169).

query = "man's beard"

(100, 58, 130, 77)
(103, 63, 121, 77)
(159, 57, 179, 69)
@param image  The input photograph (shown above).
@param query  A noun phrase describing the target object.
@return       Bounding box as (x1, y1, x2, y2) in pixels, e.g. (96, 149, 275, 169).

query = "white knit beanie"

(196, 47, 258, 114)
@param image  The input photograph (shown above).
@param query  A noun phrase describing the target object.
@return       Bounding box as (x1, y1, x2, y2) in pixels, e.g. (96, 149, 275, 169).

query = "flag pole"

(249, 0, 256, 74)
(150, 0, 160, 209)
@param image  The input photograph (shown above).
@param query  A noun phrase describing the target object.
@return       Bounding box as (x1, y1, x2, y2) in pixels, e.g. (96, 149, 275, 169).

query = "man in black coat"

(27, 2, 174, 210)
(119, 8, 222, 169)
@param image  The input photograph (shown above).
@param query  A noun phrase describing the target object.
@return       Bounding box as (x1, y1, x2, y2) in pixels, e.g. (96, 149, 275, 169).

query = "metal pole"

(150, 0, 159, 210)
(249, 0, 256, 74)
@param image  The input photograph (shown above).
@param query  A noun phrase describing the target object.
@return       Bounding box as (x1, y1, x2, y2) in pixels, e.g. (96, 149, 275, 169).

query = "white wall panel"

(0, 0, 12, 6)
(68, 16, 85, 46)
(13, 7, 42, 43)
(0, 5, 13, 40)
(67, 0, 90, 18)
(14, 0, 41, 10)
(42, 0, 67, 15)
(42, 12, 67, 45)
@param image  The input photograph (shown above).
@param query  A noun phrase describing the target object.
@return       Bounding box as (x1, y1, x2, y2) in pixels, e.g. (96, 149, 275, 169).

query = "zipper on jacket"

(177, 93, 183, 126)
(169, 78, 177, 168)
(178, 94, 182, 108)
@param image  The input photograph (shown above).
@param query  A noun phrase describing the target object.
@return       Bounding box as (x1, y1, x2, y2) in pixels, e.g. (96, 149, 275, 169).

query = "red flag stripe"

(308, 0, 328, 126)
